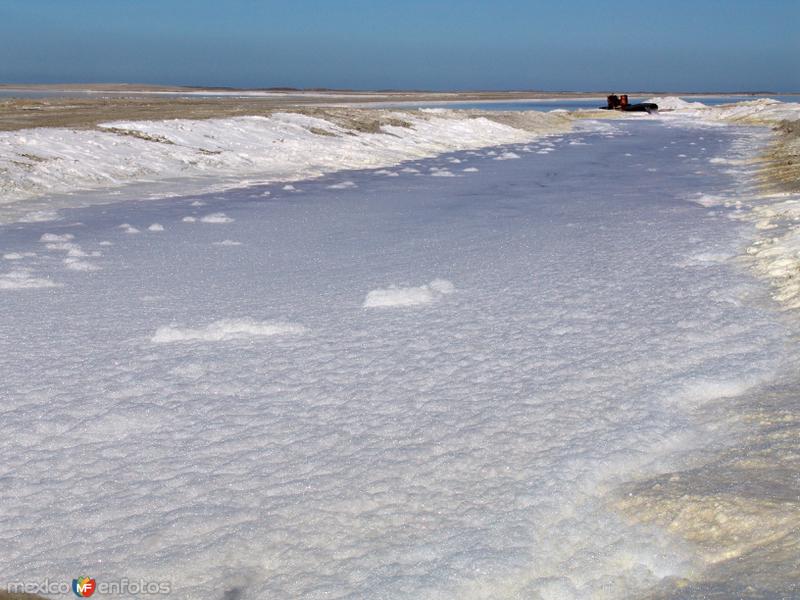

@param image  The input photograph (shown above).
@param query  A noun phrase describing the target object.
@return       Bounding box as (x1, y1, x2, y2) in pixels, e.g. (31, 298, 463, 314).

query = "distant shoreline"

(1, 88, 797, 133)
(0, 91, 601, 132)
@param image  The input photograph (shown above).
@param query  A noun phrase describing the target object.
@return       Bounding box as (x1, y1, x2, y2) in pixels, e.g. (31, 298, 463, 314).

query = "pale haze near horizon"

(0, 0, 798, 92)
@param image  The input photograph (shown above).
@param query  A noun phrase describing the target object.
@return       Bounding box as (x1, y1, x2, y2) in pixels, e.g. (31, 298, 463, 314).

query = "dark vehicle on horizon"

(601, 94, 659, 113)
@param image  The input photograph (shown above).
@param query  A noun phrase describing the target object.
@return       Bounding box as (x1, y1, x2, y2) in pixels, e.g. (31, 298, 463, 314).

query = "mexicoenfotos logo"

(72, 576, 97, 597)
(6, 576, 170, 596)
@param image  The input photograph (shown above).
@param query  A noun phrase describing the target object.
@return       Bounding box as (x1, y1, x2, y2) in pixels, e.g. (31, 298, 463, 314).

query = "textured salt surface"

(1, 121, 798, 599)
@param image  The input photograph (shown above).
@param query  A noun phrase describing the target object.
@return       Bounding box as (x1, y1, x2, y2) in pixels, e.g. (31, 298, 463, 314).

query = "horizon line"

(1, 82, 798, 96)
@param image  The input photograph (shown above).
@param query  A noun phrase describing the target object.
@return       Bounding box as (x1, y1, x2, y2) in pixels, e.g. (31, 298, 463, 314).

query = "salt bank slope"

(0, 108, 575, 209)
(647, 96, 800, 310)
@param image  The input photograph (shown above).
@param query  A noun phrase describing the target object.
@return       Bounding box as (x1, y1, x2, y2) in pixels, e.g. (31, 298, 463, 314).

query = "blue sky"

(1, 0, 797, 91)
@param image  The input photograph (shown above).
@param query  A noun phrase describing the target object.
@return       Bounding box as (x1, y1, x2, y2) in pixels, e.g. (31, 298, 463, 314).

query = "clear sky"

(1, 0, 798, 92)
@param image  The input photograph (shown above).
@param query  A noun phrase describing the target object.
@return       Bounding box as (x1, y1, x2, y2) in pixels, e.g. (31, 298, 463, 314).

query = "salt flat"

(2, 119, 798, 599)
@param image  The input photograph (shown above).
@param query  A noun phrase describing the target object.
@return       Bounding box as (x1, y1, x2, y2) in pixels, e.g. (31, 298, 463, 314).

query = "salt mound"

(646, 97, 707, 111)
(327, 181, 357, 189)
(200, 212, 234, 224)
(3, 252, 35, 260)
(63, 258, 101, 272)
(19, 210, 59, 223)
(151, 318, 307, 343)
(707, 98, 800, 123)
(0, 270, 61, 289)
(363, 279, 455, 308)
(39, 233, 74, 243)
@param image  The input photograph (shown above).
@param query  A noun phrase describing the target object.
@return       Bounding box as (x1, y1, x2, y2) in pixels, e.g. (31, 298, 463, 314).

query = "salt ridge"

(0, 110, 574, 213)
